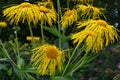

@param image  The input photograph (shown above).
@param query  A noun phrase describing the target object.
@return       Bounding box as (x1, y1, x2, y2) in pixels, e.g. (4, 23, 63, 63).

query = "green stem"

(14, 31, 20, 57)
(41, 21, 44, 44)
(62, 43, 79, 76)
(70, 51, 89, 74)
(57, 0, 62, 48)
(71, 47, 84, 64)
(28, 23, 34, 42)
(67, 0, 70, 8)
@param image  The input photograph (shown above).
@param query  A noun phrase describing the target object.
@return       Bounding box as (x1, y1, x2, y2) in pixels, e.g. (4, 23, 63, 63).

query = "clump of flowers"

(1, 0, 120, 80)
(72, 19, 119, 52)
(31, 44, 64, 76)
(78, 19, 119, 46)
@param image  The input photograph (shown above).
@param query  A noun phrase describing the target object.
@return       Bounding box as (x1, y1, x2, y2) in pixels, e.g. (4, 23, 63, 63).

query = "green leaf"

(25, 73, 36, 80)
(80, 54, 99, 68)
(17, 57, 25, 69)
(13, 65, 25, 80)
(61, 35, 71, 42)
(7, 67, 12, 76)
(0, 64, 7, 70)
(0, 58, 9, 62)
(22, 67, 38, 74)
(51, 76, 70, 80)
(44, 26, 63, 38)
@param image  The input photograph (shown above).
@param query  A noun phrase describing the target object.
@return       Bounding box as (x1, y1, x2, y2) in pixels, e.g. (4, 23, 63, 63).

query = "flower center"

(65, 10, 74, 16)
(20, 2, 32, 8)
(97, 20, 107, 26)
(46, 46, 58, 59)
(39, 6, 49, 13)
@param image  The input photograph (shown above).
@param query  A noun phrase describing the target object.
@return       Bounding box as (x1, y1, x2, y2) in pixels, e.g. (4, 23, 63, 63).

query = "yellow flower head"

(74, 4, 105, 19)
(60, 9, 77, 27)
(77, 19, 120, 47)
(0, 21, 7, 28)
(72, 0, 93, 4)
(31, 44, 64, 76)
(26, 36, 40, 42)
(3, 2, 40, 26)
(37, 1, 57, 26)
(71, 30, 100, 52)
(37, 0, 52, 2)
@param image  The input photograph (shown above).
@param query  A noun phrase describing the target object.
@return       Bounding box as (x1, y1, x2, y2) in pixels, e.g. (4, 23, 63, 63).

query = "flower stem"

(14, 31, 20, 57)
(57, 0, 62, 48)
(41, 21, 44, 44)
(70, 51, 89, 74)
(62, 43, 79, 76)
(28, 23, 34, 42)
(71, 47, 84, 64)
(67, 0, 70, 8)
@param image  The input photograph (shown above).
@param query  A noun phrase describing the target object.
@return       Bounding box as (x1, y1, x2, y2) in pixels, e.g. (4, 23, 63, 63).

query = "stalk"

(57, 0, 62, 48)
(41, 21, 44, 44)
(14, 31, 20, 57)
(62, 43, 79, 76)
(28, 23, 34, 42)
(67, 0, 70, 8)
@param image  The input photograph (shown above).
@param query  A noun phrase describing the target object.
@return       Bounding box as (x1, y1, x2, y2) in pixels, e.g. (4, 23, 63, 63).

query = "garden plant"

(0, 0, 120, 80)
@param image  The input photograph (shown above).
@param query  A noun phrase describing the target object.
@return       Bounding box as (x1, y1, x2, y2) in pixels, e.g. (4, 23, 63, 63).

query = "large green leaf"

(25, 73, 36, 80)
(17, 57, 25, 69)
(0, 64, 7, 70)
(44, 26, 63, 38)
(80, 54, 99, 68)
(51, 76, 73, 80)
(22, 67, 38, 74)
(7, 67, 12, 76)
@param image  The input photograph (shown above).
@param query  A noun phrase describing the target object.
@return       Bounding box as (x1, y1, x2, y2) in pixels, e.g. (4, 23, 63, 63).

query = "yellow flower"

(37, 0, 52, 2)
(37, 1, 57, 26)
(77, 19, 119, 47)
(3, 2, 40, 26)
(0, 21, 7, 28)
(71, 30, 102, 52)
(31, 44, 64, 76)
(60, 9, 77, 27)
(74, 4, 105, 19)
(26, 36, 40, 42)
(72, 0, 93, 4)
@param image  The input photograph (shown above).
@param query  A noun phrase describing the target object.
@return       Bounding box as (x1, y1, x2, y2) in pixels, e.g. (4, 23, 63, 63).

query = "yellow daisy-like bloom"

(71, 30, 103, 52)
(74, 4, 105, 19)
(60, 9, 77, 27)
(38, 0, 52, 2)
(77, 19, 119, 47)
(0, 21, 7, 28)
(26, 36, 40, 42)
(37, 1, 57, 26)
(3, 2, 40, 26)
(72, 0, 93, 4)
(31, 44, 64, 76)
